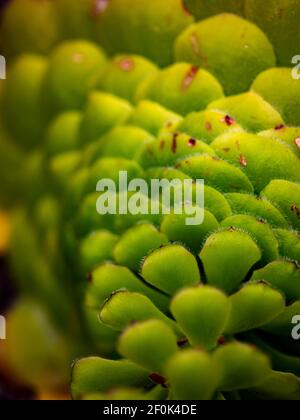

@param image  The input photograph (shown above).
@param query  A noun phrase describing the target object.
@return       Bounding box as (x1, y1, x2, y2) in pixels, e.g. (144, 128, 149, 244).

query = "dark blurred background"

(0, 0, 15, 338)
(0, 0, 35, 400)
(0, 0, 9, 9)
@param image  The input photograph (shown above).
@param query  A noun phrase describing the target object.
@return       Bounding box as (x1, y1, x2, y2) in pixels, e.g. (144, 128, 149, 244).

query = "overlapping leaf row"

(1, 1, 300, 399)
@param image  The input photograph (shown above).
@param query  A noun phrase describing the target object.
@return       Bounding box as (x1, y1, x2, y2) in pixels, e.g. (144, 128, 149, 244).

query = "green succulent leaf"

(85, 263, 170, 313)
(161, 208, 219, 254)
(241, 371, 300, 401)
(176, 154, 254, 193)
(165, 350, 222, 400)
(98, 54, 158, 103)
(128, 100, 182, 136)
(225, 193, 289, 229)
(79, 230, 119, 274)
(207, 92, 283, 132)
(141, 245, 201, 295)
(45, 111, 82, 158)
(261, 301, 300, 337)
(213, 342, 272, 391)
(262, 180, 300, 231)
(259, 126, 300, 158)
(175, 15, 276, 95)
(212, 132, 300, 192)
(221, 214, 279, 265)
(274, 229, 300, 264)
(177, 109, 244, 144)
(200, 229, 262, 294)
(99, 290, 181, 337)
(3, 54, 49, 148)
(79, 91, 132, 145)
(251, 261, 300, 303)
(71, 357, 150, 400)
(139, 131, 216, 169)
(252, 68, 300, 126)
(113, 223, 169, 272)
(118, 320, 179, 374)
(100, 126, 155, 161)
(139, 62, 224, 115)
(171, 286, 231, 350)
(44, 41, 107, 112)
(225, 282, 285, 334)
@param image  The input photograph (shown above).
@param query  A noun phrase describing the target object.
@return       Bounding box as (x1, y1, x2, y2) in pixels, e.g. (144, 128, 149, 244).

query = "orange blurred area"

(0, 211, 10, 255)
(0, 340, 70, 400)
(38, 391, 70, 401)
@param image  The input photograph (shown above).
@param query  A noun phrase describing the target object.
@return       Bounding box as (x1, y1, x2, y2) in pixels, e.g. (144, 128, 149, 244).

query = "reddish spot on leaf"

(275, 124, 285, 130)
(257, 280, 268, 286)
(182, 65, 199, 91)
(257, 218, 266, 224)
(291, 204, 300, 219)
(222, 115, 235, 126)
(149, 373, 167, 388)
(119, 58, 134, 71)
(205, 121, 212, 131)
(293, 260, 300, 269)
(295, 138, 300, 149)
(178, 338, 188, 347)
(72, 53, 84, 64)
(239, 154, 248, 167)
(228, 226, 237, 232)
(181, 0, 192, 15)
(188, 138, 197, 147)
(172, 133, 178, 153)
(190, 32, 209, 66)
(222, 147, 231, 153)
(218, 336, 226, 345)
(91, 0, 109, 18)
(86, 273, 93, 283)
(190, 32, 200, 55)
(275, 7, 284, 18)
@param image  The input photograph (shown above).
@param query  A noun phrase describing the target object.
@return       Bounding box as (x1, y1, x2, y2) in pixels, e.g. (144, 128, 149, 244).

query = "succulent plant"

(59, 71, 299, 398)
(0, 1, 300, 400)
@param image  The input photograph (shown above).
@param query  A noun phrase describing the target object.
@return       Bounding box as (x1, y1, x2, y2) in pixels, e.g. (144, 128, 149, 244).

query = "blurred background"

(0, 0, 34, 400)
